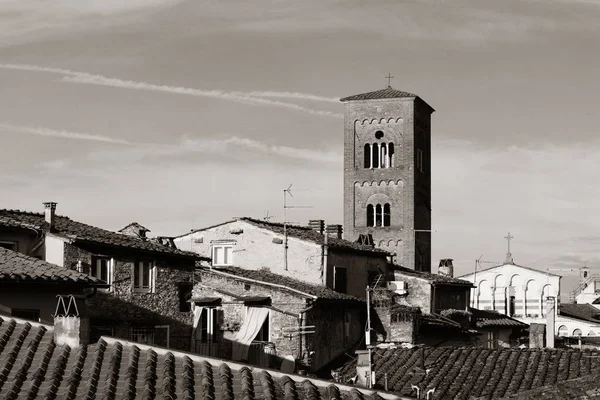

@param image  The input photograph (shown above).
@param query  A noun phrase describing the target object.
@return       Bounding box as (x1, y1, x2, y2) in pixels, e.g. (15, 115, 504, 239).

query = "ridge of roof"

(391, 263, 474, 286)
(0, 208, 200, 259)
(0, 317, 403, 400)
(468, 307, 528, 328)
(0, 247, 107, 286)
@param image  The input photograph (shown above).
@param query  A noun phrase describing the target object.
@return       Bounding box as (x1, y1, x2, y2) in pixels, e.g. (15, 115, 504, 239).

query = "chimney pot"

(325, 224, 343, 239)
(43, 202, 57, 231)
(308, 220, 325, 235)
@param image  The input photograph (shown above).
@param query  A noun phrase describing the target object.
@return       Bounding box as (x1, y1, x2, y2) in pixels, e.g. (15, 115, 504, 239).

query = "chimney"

(326, 224, 343, 239)
(437, 259, 454, 277)
(546, 296, 556, 348)
(308, 220, 325, 235)
(43, 202, 57, 231)
(53, 294, 90, 348)
(529, 323, 545, 348)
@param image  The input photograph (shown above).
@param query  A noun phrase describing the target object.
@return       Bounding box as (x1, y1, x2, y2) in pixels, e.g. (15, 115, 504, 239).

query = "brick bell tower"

(340, 84, 434, 272)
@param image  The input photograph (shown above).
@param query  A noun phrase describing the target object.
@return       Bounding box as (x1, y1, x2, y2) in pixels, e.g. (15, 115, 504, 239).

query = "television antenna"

(283, 184, 312, 271)
(263, 210, 274, 222)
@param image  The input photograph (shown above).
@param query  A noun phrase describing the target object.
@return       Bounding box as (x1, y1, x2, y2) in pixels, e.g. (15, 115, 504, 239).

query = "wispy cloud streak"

(0, 64, 343, 118)
(0, 123, 129, 144)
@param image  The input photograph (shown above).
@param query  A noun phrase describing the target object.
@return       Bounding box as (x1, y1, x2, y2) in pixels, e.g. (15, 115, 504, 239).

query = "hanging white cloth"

(232, 307, 270, 361)
(190, 306, 204, 352)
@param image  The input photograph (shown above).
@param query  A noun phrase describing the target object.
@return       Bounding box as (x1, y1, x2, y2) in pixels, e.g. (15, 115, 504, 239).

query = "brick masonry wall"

(194, 272, 364, 372)
(63, 242, 195, 351)
(343, 97, 433, 272)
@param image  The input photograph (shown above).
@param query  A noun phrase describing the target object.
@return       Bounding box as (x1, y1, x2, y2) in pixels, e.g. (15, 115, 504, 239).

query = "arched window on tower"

(364, 144, 371, 168)
(388, 143, 395, 167)
(383, 203, 391, 226)
(380, 143, 387, 168)
(366, 205, 374, 227)
(375, 204, 383, 227)
(372, 143, 379, 168)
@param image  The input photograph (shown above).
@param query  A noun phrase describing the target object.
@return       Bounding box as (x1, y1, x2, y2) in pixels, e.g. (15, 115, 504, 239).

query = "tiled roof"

(201, 265, 362, 301)
(559, 303, 600, 323)
(0, 317, 399, 400)
(340, 87, 417, 102)
(0, 247, 105, 286)
(339, 346, 600, 399)
(469, 307, 528, 328)
(239, 218, 389, 256)
(420, 313, 462, 329)
(391, 264, 474, 287)
(0, 209, 199, 258)
(494, 372, 600, 399)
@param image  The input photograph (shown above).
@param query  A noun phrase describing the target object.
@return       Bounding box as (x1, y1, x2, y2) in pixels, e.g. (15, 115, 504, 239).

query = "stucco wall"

(392, 272, 432, 314)
(556, 315, 600, 337)
(0, 229, 42, 258)
(0, 286, 69, 324)
(45, 234, 65, 267)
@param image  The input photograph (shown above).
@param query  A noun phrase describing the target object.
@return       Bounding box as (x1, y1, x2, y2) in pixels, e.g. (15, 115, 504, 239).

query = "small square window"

(0, 241, 17, 251)
(133, 260, 156, 293)
(211, 242, 234, 266)
(91, 257, 113, 291)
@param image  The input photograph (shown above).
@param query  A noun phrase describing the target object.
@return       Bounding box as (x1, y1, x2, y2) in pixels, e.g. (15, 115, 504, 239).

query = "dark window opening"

(383, 203, 391, 227)
(334, 267, 348, 294)
(255, 317, 269, 342)
(375, 204, 383, 227)
(12, 308, 40, 322)
(509, 296, 516, 317)
(388, 143, 395, 167)
(364, 144, 371, 168)
(366, 204, 374, 227)
(375, 130, 384, 139)
(178, 283, 193, 312)
(372, 143, 379, 168)
(0, 241, 17, 251)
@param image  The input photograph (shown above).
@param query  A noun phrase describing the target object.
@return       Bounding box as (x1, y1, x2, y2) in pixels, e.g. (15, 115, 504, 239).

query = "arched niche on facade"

(573, 328, 583, 337)
(557, 325, 568, 336)
(494, 274, 505, 290)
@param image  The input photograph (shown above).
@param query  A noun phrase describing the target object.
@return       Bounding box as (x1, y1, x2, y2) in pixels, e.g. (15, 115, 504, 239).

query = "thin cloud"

(0, 64, 343, 119)
(0, 123, 129, 144)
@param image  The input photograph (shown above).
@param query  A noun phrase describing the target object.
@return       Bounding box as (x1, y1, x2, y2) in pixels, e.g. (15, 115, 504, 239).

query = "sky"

(0, 0, 599, 289)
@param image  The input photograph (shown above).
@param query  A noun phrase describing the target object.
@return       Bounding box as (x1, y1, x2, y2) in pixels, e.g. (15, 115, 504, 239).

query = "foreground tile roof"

(559, 303, 600, 323)
(469, 308, 529, 328)
(0, 209, 199, 258)
(201, 265, 362, 301)
(338, 346, 600, 399)
(391, 264, 474, 287)
(494, 372, 600, 399)
(239, 218, 389, 256)
(340, 87, 417, 102)
(0, 247, 105, 285)
(0, 317, 400, 399)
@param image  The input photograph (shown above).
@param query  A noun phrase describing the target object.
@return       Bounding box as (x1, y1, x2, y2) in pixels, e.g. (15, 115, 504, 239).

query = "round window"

(375, 130, 384, 139)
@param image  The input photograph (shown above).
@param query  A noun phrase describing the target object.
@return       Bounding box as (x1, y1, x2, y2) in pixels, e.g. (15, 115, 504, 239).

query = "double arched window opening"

(367, 203, 391, 227)
(364, 143, 394, 169)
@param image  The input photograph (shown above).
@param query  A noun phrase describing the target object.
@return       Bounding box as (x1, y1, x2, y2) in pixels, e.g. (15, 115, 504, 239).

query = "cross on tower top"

(386, 73, 394, 88)
(504, 232, 514, 264)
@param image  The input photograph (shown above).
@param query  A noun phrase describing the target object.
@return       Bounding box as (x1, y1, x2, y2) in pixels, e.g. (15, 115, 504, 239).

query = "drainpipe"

(322, 234, 328, 286)
(297, 302, 314, 363)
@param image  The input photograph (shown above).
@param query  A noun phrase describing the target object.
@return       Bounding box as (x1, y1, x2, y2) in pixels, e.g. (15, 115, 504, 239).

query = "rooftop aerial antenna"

(283, 184, 312, 271)
(263, 210, 274, 222)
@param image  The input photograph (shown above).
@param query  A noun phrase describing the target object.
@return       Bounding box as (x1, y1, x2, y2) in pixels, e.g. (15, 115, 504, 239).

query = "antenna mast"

(282, 184, 313, 271)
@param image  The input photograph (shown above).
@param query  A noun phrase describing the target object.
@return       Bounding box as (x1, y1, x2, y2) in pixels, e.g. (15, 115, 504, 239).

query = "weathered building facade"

(174, 218, 390, 299)
(192, 265, 365, 373)
(340, 87, 434, 272)
(0, 204, 202, 351)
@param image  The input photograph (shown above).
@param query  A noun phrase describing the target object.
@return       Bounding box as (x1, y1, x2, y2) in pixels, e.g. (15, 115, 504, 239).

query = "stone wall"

(392, 273, 432, 313)
(64, 242, 195, 351)
(194, 271, 364, 372)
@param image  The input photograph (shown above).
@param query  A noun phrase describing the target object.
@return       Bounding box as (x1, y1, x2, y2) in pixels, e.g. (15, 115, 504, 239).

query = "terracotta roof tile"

(0, 247, 105, 285)
(201, 265, 362, 301)
(237, 218, 389, 256)
(338, 346, 600, 399)
(559, 303, 600, 323)
(340, 87, 418, 102)
(0, 318, 400, 399)
(469, 307, 528, 328)
(391, 263, 474, 286)
(0, 209, 199, 259)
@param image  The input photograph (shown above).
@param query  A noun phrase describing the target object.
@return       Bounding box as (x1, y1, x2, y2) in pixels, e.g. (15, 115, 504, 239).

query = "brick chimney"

(546, 296, 556, 349)
(529, 323, 545, 348)
(53, 294, 90, 348)
(43, 202, 57, 231)
(326, 224, 343, 239)
(308, 220, 325, 234)
(438, 259, 454, 277)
